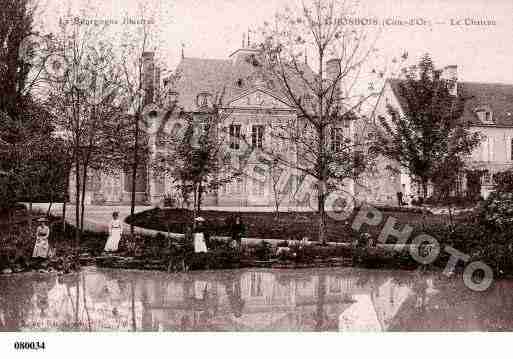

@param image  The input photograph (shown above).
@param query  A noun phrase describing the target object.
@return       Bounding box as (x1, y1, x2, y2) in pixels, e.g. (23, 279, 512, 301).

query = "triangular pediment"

(227, 88, 293, 110)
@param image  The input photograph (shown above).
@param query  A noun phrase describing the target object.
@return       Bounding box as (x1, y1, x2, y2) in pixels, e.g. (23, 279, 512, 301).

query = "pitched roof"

(170, 52, 316, 112)
(172, 57, 233, 111)
(388, 79, 513, 127)
(458, 82, 513, 126)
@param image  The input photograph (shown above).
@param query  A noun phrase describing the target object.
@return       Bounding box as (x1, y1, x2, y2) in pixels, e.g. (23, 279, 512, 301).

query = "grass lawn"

(0, 208, 108, 272)
(125, 206, 460, 243)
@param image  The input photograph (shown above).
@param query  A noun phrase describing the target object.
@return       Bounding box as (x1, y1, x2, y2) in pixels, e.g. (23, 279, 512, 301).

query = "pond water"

(1, 267, 512, 331)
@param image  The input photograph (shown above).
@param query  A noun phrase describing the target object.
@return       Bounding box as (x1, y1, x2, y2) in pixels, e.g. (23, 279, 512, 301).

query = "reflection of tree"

(411, 271, 429, 312)
(34, 277, 55, 319)
(179, 278, 216, 330)
(82, 273, 92, 331)
(0, 277, 35, 330)
(250, 272, 263, 297)
(222, 273, 245, 318)
(180, 315, 191, 331)
(391, 272, 416, 288)
(130, 279, 136, 332)
(57, 273, 80, 329)
(141, 285, 154, 331)
(315, 274, 327, 330)
(61, 274, 81, 330)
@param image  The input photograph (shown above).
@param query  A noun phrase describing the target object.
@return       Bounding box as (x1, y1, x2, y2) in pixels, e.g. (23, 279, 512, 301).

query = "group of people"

(30, 212, 124, 261)
(32, 211, 247, 259)
(396, 185, 424, 207)
(189, 215, 246, 254)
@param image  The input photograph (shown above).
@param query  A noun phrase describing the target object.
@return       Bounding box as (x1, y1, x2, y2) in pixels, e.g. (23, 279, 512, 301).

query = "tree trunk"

(318, 188, 326, 245)
(192, 182, 199, 223)
(130, 113, 140, 234)
(62, 168, 70, 232)
(80, 164, 88, 232)
(46, 202, 53, 217)
(7, 208, 12, 239)
(196, 182, 203, 214)
(62, 200, 66, 233)
(74, 159, 81, 253)
(28, 202, 33, 236)
(317, 49, 327, 246)
(448, 205, 454, 228)
(273, 182, 280, 218)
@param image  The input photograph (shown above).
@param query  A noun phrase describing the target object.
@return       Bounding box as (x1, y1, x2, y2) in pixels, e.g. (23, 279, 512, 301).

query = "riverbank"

(2, 203, 510, 279)
(0, 208, 108, 274)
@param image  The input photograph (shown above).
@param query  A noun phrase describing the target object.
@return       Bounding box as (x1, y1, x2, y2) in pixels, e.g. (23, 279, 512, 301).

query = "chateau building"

(73, 45, 356, 207)
(71, 47, 513, 207)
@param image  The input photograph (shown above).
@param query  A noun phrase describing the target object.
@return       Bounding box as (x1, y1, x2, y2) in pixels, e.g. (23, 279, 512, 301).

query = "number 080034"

(14, 341, 45, 350)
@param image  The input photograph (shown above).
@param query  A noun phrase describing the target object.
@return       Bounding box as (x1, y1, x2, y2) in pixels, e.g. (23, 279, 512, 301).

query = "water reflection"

(1, 267, 513, 331)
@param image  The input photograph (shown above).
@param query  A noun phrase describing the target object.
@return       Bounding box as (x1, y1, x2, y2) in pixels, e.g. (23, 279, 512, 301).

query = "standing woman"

(230, 215, 246, 249)
(193, 217, 208, 253)
(104, 212, 123, 253)
(33, 218, 50, 259)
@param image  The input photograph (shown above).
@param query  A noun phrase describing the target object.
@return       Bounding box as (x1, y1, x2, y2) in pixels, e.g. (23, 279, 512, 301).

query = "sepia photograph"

(0, 0, 513, 356)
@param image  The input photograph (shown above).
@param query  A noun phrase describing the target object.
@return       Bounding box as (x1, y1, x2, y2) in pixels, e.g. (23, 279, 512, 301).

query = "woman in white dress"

(104, 212, 122, 252)
(193, 217, 208, 253)
(33, 218, 50, 258)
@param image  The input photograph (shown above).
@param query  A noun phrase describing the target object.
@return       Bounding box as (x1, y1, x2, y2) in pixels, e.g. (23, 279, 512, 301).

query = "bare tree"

(153, 96, 242, 219)
(262, 155, 287, 217)
(255, 0, 384, 243)
(44, 8, 128, 249)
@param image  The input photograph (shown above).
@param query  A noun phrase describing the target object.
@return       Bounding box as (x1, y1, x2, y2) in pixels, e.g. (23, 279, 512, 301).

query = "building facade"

(365, 66, 513, 202)
(71, 50, 513, 207)
(74, 46, 358, 208)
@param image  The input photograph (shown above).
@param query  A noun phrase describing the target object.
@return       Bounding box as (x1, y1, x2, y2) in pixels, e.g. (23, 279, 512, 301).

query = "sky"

(40, 0, 513, 84)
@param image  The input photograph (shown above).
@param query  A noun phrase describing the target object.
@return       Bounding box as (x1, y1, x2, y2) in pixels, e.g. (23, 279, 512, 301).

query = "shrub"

(493, 170, 513, 193)
(372, 204, 429, 214)
(254, 241, 273, 261)
(479, 192, 513, 232)
(185, 249, 240, 270)
(424, 195, 479, 208)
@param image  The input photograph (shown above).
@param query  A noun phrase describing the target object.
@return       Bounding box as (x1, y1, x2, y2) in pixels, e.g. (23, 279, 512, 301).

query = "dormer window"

(196, 92, 213, 109)
(475, 105, 493, 124)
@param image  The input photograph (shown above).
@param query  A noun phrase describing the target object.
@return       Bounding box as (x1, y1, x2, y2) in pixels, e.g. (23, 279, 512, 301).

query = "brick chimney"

(142, 51, 155, 105)
(326, 58, 342, 101)
(441, 65, 458, 96)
